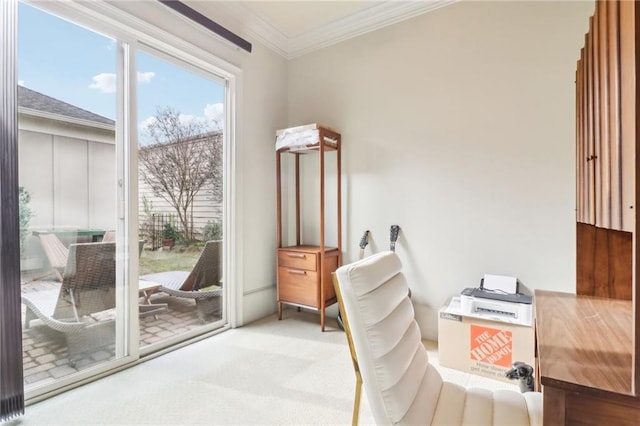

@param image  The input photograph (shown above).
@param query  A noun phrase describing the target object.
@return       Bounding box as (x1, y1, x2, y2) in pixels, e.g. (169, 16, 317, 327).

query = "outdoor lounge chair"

(23, 242, 117, 365)
(139, 240, 223, 322)
(22, 241, 166, 366)
(38, 232, 69, 281)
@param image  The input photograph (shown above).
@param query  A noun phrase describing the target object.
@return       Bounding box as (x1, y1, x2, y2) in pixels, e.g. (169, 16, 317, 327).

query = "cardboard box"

(437, 306, 535, 384)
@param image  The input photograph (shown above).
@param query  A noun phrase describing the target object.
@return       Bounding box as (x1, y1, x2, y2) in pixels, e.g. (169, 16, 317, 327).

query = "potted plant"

(19, 187, 33, 255)
(19, 187, 37, 272)
(161, 222, 179, 250)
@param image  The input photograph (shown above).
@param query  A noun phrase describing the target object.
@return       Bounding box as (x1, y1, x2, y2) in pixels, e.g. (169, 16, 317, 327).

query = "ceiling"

(184, 1, 457, 59)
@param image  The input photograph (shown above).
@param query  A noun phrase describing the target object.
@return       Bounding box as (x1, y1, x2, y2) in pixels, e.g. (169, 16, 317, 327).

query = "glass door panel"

(18, 2, 128, 394)
(136, 49, 226, 350)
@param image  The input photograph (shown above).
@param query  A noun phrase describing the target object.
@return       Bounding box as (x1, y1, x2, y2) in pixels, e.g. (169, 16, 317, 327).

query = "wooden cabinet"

(576, 222, 632, 300)
(275, 124, 342, 331)
(576, 0, 635, 232)
(576, 0, 635, 300)
(277, 246, 339, 312)
(536, 1, 640, 424)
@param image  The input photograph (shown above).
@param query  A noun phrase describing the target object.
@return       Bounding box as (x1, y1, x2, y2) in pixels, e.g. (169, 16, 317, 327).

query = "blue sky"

(18, 3, 224, 139)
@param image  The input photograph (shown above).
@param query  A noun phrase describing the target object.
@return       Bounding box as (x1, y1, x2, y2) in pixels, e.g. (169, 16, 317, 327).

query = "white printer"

(459, 289, 533, 326)
(456, 274, 533, 326)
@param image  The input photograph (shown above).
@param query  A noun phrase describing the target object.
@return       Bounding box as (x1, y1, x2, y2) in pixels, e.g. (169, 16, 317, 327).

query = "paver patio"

(21, 279, 221, 388)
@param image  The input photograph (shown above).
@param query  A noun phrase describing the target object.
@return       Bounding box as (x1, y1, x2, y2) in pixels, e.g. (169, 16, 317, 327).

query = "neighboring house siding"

(18, 86, 222, 273)
(138, 179, 223, 238)
(138, 132, 223, 240)
(18, 123, 116, 271)
(17, 87, 118, 270)
(18, 86, 117, 233)
(18, 126, 116, 231)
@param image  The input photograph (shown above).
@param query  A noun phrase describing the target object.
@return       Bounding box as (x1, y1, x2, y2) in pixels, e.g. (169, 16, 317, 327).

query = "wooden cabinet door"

(619, 0, 635, 232)
(576, 0, 634, 232)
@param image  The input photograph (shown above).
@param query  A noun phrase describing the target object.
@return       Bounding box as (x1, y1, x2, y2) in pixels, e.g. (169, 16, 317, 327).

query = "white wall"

(286, 0, 594, 339)
(236, 43, 288, 323)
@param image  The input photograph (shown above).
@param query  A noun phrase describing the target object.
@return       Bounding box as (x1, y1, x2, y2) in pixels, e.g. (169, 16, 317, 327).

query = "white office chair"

(333, 251, 542, 425)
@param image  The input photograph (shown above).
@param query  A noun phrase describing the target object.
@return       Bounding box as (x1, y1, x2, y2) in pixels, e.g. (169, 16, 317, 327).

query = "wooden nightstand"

(277, 245, 339, 330)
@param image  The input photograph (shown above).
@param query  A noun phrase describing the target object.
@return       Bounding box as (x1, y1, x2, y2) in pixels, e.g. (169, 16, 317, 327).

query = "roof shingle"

(18, 86, 115, 126)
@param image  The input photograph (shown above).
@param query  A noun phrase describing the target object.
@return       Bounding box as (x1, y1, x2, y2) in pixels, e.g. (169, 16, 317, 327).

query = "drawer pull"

(287, 269, 307, 275)
(287, 253, 306, 259)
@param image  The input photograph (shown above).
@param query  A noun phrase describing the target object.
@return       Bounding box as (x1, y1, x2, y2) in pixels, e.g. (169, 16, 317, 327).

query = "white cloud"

(139, 116, 157, 133)
(90, 71, 154, 94)
(139, 104, 224, 144)
(18, 80, 24, 86)
(137, 71, 155, 84)
(204, 103, 224, 130)
(204, 103, 223, 120)
(178, 114, 200, 127)
(89, 73, 116, 93)
(139, 113, 201, 135)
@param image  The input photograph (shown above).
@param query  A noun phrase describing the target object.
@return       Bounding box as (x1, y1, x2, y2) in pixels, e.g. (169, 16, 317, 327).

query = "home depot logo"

(470, 325, 512, 367)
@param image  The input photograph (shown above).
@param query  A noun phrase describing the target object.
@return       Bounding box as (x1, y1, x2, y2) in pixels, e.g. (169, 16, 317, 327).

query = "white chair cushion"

(335, 251, 542, 425)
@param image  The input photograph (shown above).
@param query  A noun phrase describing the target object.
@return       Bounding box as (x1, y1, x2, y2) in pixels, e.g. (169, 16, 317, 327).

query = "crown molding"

(193, 1, 289, 58)
(196, 0, 458, 60)
(287, 0, 458, 58)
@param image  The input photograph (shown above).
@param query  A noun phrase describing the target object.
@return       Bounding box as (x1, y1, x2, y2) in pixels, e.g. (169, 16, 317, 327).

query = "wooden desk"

(535, 290, 640, 425)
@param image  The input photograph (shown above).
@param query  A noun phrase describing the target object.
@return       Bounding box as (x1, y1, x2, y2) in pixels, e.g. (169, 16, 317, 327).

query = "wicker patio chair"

(22, 242, 117, 365)
(22, 241, 166, 365)
(38, 232, 69, 281)
(139, 240, 223, 322)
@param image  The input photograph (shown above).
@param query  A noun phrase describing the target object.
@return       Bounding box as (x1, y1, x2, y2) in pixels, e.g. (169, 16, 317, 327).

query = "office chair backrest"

(334, 251, 444, 424)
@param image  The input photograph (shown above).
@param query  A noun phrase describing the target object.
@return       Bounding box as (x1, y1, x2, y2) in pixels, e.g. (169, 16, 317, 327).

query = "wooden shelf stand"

(275, 125, 342, 331)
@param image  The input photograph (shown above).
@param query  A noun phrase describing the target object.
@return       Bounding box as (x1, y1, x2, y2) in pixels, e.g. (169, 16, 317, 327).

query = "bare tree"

(139, 107, 223, 241)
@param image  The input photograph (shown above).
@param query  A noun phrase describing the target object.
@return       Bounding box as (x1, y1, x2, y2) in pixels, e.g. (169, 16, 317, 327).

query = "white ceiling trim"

(218, 2, 291, 57)
(199, 0, 458, 60)
(287, 0, 458, 58)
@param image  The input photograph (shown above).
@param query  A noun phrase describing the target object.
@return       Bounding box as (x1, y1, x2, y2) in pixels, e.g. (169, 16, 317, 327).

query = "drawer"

(278, 250, 317, 271)
(278, 266, 318, 307)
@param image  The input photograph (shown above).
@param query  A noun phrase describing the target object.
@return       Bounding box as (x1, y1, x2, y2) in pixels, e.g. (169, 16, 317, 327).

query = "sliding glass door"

(16, 1, 231, 399)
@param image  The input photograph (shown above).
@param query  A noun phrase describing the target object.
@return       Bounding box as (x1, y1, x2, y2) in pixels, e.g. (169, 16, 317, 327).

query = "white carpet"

(15, 311, 517, 425)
